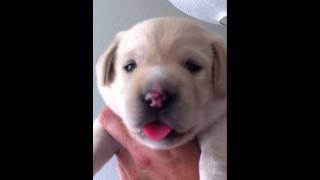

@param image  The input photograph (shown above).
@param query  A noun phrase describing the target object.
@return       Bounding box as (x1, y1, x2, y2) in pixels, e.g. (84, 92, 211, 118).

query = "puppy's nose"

(143, 83, 175, 109)
(145, 90, 167, 108)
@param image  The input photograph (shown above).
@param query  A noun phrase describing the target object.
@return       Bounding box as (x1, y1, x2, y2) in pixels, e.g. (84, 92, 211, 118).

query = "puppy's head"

(96, 17, 226, 149)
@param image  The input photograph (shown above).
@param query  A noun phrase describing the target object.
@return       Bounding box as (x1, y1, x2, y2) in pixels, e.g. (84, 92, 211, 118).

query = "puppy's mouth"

(142, 121, 182, 141)
(143, 121, 173, 141)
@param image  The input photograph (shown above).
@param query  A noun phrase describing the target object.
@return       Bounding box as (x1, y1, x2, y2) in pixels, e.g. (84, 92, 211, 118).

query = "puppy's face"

(96, 17, 226, 149)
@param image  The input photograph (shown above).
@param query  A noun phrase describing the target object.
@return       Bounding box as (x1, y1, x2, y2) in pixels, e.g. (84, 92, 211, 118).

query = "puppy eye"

(184, 59, 202, 73)
(123, 60, 137, 73)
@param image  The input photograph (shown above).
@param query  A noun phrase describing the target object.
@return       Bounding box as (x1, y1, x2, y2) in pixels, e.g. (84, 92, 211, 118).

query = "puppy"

(93, 17, 227, 180)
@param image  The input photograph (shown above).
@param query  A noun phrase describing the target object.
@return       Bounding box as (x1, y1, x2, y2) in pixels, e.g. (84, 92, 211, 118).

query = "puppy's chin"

(128, 127, 198, 150)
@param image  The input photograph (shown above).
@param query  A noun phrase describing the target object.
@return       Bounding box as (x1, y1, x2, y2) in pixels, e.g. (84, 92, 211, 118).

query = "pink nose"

(145, 90, 167, 108)
(143, 82, 176, 109)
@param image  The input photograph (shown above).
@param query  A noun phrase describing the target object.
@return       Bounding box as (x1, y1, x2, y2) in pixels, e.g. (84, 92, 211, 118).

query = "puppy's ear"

(96, 33, 122, 86)
(210, 34, 227, 97)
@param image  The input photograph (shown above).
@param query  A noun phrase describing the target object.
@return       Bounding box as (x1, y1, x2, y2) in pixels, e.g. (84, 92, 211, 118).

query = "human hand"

(100, 107, 200, 180)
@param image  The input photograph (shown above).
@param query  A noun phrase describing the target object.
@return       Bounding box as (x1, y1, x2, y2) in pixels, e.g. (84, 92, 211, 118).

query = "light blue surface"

(93, 0, 226, 179)
(94, 157, 118, 180)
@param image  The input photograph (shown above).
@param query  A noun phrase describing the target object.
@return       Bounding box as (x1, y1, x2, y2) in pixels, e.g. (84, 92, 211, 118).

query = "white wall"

(93, 0, 226, 179)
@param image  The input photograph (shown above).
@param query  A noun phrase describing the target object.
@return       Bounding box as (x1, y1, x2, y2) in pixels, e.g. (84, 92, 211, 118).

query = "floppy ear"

(210, 35, 227, 97)
(96, 33, 122, 86)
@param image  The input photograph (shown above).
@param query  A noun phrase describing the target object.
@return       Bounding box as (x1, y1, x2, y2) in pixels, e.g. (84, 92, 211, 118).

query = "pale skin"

(100, 107, 201, 180)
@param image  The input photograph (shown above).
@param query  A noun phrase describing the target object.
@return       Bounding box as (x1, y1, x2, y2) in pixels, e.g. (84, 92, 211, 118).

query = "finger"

(100, 106, 142, 151)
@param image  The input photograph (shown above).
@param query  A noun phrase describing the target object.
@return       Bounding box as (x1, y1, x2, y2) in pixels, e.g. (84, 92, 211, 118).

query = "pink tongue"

(143, 122, 173, 141)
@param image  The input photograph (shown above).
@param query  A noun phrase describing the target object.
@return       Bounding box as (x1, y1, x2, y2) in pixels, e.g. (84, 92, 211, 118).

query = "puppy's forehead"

(117, 18, 210, 55)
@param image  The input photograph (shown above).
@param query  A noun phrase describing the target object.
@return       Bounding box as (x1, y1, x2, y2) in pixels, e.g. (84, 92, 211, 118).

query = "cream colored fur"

(93, 17, 227, 180)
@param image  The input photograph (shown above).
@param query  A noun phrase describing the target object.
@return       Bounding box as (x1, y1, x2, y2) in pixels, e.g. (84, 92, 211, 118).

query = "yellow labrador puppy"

(93, 17, 226, 180)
